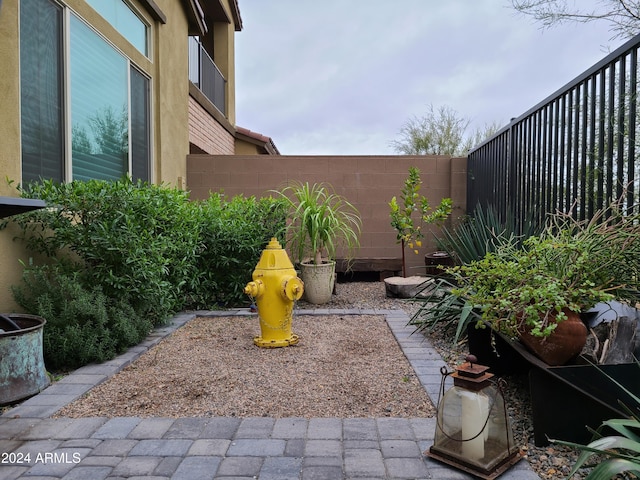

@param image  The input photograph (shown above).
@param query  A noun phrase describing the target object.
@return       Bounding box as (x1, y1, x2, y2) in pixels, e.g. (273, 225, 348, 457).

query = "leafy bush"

(9, 178, 288, 309)
(5, 179, 288, 369)
(411, 204, 531, 343)
(13, 178, 201, 322)
(411, 201, 640, 344)
(450, 237, 615, 338)
(12, 263, 152, 370)
(191, 193, 287, 307)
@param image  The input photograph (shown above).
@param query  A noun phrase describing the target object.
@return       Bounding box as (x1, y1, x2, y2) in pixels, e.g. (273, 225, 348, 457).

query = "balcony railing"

(189, 36, 226, 115)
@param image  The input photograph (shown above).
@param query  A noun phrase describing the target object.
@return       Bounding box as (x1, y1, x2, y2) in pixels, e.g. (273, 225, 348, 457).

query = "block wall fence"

(187, 155, 467, 276)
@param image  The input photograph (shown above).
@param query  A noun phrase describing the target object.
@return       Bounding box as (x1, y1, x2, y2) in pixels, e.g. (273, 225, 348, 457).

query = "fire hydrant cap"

(244, 279, 264, 298)
(266, 238, 283, 249)
(254, 238, 295, 271)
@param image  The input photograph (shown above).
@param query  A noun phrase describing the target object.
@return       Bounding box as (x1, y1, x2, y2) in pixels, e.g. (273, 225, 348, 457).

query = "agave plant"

(552, 360, 640, 479)
(437, 203, 544, 265)
(408, 277, 480, 344)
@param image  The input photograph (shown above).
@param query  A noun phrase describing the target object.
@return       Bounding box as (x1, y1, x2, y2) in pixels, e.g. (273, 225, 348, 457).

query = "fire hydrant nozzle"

(282, 276, 304, 302)
(244, 238, 304, 348)
(244, 279, 264, 298)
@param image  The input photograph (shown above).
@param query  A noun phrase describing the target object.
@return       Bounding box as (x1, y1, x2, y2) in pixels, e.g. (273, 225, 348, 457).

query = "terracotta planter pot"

(517, 309, 587, 366)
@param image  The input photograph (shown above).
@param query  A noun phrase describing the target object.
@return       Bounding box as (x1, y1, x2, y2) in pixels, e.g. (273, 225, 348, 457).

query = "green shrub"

(13, 178, 201, 323)
(5, 179, 288, 369)
(12, 263, 152, 370)
(9, 178, 288, 311)
(190, 193, 287, 307)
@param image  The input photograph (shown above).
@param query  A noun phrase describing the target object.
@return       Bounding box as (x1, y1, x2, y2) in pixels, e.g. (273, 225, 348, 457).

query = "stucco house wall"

(0, 0, 241, 310)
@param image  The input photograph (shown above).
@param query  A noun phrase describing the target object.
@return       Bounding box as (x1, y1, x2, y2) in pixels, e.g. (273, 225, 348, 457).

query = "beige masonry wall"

(187, 155, 467, 275)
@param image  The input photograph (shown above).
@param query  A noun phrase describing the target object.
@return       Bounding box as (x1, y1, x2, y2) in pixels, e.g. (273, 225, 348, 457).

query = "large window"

(20, 0, 65, 183)
(86, 0, 148, 56)
(70, 15, 128, 181)
(20, 0, 151, 184)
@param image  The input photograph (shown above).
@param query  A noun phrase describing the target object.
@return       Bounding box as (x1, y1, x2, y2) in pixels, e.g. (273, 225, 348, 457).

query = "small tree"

(390, 104, 502, 156)
(389, 167, 452, 277)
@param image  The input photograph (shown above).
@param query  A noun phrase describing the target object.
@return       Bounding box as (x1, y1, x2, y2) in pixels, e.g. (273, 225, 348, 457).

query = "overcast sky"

(234, 1, 627, 155)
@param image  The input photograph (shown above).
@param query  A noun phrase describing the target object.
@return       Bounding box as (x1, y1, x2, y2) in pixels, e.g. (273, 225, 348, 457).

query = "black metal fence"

(468, 32, 640, 230)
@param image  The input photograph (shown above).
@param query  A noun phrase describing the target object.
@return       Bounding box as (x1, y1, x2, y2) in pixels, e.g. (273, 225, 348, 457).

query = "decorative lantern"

(427, 355, 522, 479)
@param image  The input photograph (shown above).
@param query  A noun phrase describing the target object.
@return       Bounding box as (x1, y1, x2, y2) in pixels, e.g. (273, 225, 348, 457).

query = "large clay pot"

(298, 261, 336, 304)
(518, 309, 587, 366)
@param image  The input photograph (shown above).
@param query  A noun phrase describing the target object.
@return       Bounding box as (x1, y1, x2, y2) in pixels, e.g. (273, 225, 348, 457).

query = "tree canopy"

(390, 104, 501, 156)
(511, 0, 640, 40)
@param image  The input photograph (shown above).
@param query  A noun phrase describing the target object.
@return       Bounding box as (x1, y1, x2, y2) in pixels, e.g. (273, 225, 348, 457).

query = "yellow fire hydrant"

(244, 238, 304, 348)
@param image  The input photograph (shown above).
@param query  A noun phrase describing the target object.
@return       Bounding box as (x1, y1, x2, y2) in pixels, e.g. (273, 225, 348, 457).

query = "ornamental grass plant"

(273, 181, 362, 265)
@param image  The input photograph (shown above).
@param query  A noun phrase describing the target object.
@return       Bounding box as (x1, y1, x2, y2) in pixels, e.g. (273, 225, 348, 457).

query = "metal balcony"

(189, 36, 226, 115)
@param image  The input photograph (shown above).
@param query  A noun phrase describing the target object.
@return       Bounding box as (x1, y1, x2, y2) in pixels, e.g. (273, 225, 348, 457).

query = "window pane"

(70, 15, 128, 182)
(20, 0, 64, 183)
(131, 67, 150, 182)
(86, 0, 147, 56)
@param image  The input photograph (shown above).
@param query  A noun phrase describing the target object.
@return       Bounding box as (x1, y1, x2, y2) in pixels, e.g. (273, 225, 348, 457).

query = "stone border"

(3, 308, 452, 419)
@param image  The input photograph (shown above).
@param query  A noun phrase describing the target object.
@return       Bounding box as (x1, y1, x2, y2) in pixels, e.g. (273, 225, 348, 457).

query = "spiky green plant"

(408, 277, 480, 344)
(437, 203, 543, 265)
(273, 182, 362, 265)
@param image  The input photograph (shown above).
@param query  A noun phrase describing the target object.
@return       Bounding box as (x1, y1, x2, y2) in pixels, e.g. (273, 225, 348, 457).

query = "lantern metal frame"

(426, 359, 523, 480)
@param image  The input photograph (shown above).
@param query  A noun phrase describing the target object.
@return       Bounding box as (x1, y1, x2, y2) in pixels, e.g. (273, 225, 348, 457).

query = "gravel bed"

(56, 313, 433, 418)
(53, 279, 587, 479)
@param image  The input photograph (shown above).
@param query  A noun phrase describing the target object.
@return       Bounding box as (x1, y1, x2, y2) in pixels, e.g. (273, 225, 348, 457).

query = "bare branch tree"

(511, 0, 640, 40)
(390, 104, 501, 156)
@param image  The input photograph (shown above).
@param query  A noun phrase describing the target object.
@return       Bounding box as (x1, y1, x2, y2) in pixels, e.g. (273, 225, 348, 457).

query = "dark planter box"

(467, 324, 529, 375)
(468, 324, 639, 446)
(528, 361, 638, 446)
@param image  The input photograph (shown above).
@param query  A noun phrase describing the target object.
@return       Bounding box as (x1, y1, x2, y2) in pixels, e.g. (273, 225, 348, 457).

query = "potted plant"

(273, 182, 362, 304)
(448, 204, 640, 365)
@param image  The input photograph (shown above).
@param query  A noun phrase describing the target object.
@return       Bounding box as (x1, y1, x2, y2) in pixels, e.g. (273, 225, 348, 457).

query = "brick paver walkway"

(0, 309, 540, 479)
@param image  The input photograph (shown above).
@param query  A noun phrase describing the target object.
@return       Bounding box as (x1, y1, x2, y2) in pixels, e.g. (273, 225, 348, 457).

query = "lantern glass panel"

(431, 383, 516, 473)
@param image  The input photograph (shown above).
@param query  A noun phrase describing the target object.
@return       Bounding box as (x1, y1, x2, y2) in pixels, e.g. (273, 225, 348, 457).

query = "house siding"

(0, 0, 238, 310)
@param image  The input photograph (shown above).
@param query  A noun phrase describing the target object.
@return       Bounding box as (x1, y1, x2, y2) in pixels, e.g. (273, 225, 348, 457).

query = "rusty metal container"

(0, 314, 49, 405)
(424, 251, 454, 276)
